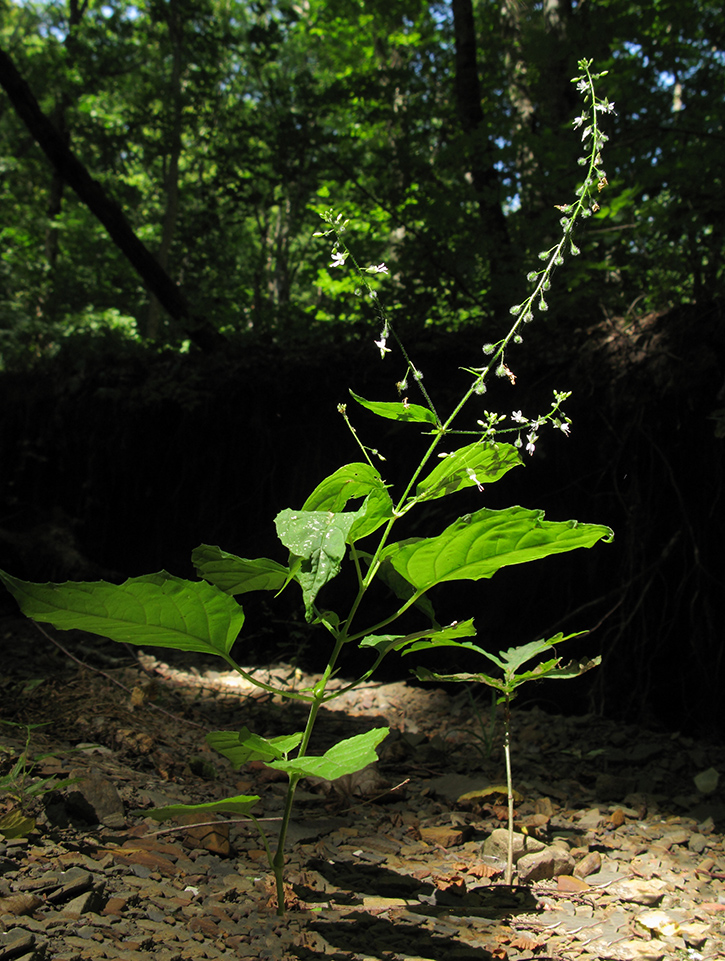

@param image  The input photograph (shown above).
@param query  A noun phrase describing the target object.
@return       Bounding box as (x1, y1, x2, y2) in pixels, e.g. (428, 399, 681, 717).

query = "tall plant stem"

(269, 636, 345, 915)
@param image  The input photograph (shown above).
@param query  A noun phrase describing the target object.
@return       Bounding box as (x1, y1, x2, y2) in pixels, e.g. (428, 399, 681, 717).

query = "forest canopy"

(1, 0, 724, 364)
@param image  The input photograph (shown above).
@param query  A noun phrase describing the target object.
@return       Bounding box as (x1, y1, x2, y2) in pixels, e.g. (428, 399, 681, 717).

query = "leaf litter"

(0, 617, 724, 961)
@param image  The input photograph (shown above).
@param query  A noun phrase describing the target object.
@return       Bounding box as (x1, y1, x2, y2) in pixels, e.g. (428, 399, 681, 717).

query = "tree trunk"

(0, 44, 225, 351)
(450, 0, 514, 312)
(146, 0, 184, 341)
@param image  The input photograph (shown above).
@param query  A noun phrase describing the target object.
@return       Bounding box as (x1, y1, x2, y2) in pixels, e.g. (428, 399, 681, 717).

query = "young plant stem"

(504, 694, 514, 886)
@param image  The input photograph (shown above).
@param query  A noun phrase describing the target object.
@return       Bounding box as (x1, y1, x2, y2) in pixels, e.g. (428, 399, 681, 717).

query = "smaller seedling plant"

(0, 61, 615, 914)
(411, 635, 599, 884)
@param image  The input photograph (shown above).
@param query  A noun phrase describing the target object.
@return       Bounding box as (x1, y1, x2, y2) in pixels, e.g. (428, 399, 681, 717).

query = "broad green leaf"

(0, 570, 245, 657)
(302, 463, 394, 542)
(414, 666, 506, 691)
(206, 728, 304, 767)
(268, 727, 388, 780)
(496, 633, 585, 675)
(130, 794, 260, 822)
(381, 507, 613, 591)
(415, 442, 523, 502)
(274, 509, 359, 619)
(350, 390, 438, 426)
(360, 618, 478, 654)
(192, 545, 288, 595)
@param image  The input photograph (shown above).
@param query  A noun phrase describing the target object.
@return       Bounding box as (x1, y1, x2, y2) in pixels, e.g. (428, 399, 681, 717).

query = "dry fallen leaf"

(458, 784, 524, 804)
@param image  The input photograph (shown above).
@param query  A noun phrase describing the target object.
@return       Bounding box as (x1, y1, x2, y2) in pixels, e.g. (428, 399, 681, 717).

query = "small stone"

(574, 850, 602, 878)
(609, 878, 667, 905)
(59, 888, 107, 918)
(588, 938, 666, 960)
(577, 808, 603, 830)
(481, 829, 545, 864)
(534, 797, 554, 817)
(517, 846, 574, 882)
(688, 833, 708, 853)
(693, 767, 719, 794)
(419, 825, 470, 848)
(557, 874, 590, 892)
(66, 768, 125, 827)
(0, 894, 43, 917)
(0, 929, 36, 958)
(595, 774, 635, 801)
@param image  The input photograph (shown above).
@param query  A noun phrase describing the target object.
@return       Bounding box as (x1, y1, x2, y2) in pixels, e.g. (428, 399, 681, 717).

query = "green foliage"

(2, 1, 722, 365)
(0, 62, 615, 911)
(0, 721, 81, 838)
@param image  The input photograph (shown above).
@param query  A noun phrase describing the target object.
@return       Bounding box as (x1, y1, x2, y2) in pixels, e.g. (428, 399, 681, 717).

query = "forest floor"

(1, 614, 724, 961)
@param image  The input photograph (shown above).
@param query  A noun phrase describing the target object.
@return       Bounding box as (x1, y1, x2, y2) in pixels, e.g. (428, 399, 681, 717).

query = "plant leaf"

(130, 794, 260, 822)
(413, 666, 506, 692)
(206, 728, 304, 767)
(497, 633, 585, 675)
(268, 727, 388, 780)
(0, 570, 245, 657)
(0, 810, 35, 839)
(381, 507, 613, 591)
(274, 509, 359, 618)
(359, 618, 478, 654)
(192, 546, 289, 595)
(350, 390, 438, 425)
(302, 463, 394, 542)
(415, 442, 523, 502)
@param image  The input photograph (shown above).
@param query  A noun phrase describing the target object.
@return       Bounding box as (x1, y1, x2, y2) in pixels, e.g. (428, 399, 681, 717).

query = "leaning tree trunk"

(0, 44, 225, 352)
(146, 0, 184, 341)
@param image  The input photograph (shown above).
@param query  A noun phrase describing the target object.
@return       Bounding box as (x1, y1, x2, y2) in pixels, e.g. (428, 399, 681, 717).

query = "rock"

(517, 846, 574, 882)
(0, 929, 38, 961)
(557, 874, 590, 892)
(574, 850, 602, 877)
(609, 878, 668, 905)
(595, 774, 636, 801)
(47, 868, 94, 905)
(577, 808, 603, 830)
(0, 893, 43, 917)
(588, 938, 666, 960)
(419, 825, 471, 848)
(688, 833, 708, 853)
(59, 887, 107, 919)
(481, 829, 546, 864)
(64, 768, 125, 828)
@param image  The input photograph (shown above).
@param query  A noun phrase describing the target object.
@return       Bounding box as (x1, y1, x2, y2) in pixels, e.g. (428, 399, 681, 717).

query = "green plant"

(0, 60, 614, 915)
(0, 720, 80, 838)
(409, 635, 599, 884)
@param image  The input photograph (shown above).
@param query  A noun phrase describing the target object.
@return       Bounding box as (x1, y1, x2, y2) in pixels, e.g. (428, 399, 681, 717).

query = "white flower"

(559, 422, 571, 435)
(511, 410, 527, 424)
(374, 338, 391, 358)
(365, 263, 389, 274)
(526, 431, 538, 455)
(329, 249, 346, 268)
(466, 468, 484, 492)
